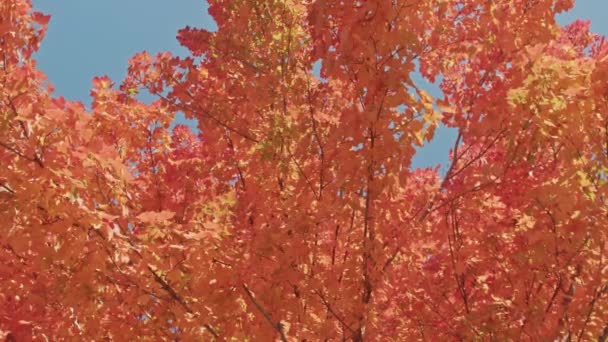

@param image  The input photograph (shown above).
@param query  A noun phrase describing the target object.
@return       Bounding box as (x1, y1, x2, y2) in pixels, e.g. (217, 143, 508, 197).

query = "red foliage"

(1, 0, 607, 340)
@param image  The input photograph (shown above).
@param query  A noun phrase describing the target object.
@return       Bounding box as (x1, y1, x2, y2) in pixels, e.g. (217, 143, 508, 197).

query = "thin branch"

(315, 290, 357, 336)
(446, 128, 506, 183)
(145, 85, 260, 143)
(0, 183, 15, 194)
(146, 264, 192, 312)
(440, 131, 462, 189)
(0, 140, 44, 167)
(86, 222, 219, 338)
(306, 77, 325, 200)
(287, 149, 319, 199)
(242, 284, 288, 342)
(577, 285, 608, 342)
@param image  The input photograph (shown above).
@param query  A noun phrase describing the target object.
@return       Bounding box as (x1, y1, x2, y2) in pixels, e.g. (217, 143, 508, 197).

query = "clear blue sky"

(31, 1, 608, 170)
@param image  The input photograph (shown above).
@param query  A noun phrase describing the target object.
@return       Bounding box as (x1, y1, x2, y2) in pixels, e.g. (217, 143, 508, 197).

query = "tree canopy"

(1, 0, 607, 340)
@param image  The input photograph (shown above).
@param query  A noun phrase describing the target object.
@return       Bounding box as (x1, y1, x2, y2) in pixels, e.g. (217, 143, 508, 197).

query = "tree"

(1, 0, 607, 340)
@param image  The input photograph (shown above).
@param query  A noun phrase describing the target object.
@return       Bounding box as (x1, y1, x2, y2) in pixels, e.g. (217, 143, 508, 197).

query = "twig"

(242, 284, 288, 342)
(314, 290, 357, 336)
(0, 140, 44, 167)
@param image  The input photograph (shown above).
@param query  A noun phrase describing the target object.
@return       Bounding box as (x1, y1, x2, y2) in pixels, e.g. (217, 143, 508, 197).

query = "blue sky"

(31, 1, 608, 170)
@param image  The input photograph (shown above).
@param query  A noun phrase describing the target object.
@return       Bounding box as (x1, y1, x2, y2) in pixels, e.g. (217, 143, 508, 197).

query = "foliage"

(1, 0, 607, 340)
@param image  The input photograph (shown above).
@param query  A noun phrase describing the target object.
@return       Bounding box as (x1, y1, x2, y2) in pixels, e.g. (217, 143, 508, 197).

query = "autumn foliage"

(1, 0, 608, 340)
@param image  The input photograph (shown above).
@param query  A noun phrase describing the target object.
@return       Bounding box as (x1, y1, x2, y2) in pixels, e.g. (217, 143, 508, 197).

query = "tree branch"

(315, 290, 357, 336)
(242, 284, 288, 342)
(0, 140, 44, 167)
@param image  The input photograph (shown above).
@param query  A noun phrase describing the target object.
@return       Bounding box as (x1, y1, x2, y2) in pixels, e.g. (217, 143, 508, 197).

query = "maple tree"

(1, 0, 608, 340)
